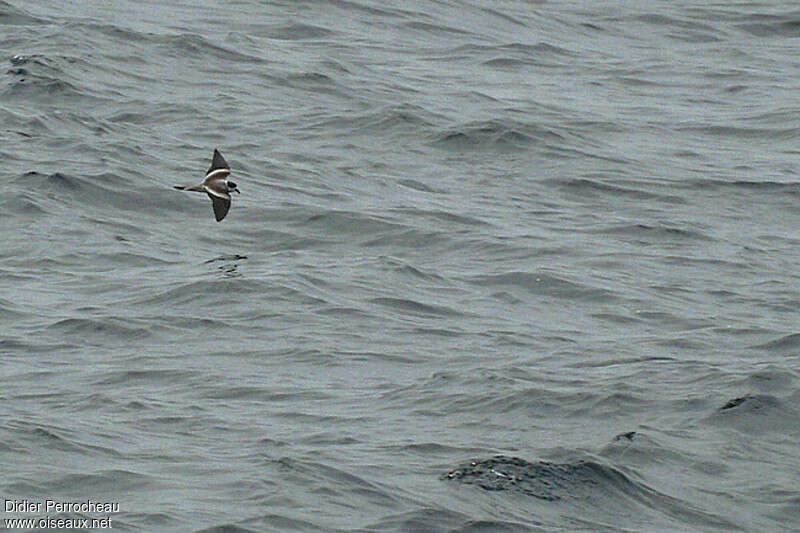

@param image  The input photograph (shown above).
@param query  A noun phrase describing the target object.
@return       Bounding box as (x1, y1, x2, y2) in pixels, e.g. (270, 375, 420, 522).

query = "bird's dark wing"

(207, 191, 231, 222)
(207, 149, 230, 176)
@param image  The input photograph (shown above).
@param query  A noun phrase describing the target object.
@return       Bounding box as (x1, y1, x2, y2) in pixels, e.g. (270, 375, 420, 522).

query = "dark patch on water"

(443, 455, 741, 530)
(707, 394, 800, 434)
(5, 75, 80, 97)
(442, 456, 624, 501)
(10, 54, 46, 66)
(720, 397, 747, 410)
(46, 172, 83, 190)
(396, 178, 444, 194)
(204, 254, 248, 263)
(614, 431, 637, 441)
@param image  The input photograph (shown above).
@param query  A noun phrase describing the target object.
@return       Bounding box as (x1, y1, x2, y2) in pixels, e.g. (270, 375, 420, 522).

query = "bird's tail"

(174, 184, 205, 192)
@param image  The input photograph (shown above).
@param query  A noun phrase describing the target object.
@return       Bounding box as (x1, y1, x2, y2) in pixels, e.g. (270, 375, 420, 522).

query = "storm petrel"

(174, 149, 239, 221)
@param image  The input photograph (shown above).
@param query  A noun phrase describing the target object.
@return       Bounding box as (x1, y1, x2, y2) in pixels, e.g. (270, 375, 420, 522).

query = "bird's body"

(174, 149, 239, 221)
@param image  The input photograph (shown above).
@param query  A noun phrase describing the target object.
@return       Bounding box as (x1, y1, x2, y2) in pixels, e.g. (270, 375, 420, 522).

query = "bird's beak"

(234, 188, 240, 194)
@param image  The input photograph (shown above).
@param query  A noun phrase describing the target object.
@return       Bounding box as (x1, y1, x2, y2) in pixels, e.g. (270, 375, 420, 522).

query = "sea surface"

(1, 0, 799, 531)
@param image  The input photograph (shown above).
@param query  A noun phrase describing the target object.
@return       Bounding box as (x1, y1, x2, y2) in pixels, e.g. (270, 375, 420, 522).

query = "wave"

(431, 119, 563, 152)
(444, 455, 739, 530)
(0, 1, 47, 26)
(470, 271, 615, 302)
(706, 394, 800, 434)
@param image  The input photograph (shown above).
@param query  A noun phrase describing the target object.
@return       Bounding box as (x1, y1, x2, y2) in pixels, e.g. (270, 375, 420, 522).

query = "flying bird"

(174, 149, 239, 221)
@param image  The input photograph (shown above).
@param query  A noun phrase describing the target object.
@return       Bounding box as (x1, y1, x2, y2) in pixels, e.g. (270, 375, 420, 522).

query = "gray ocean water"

(2, 0, 799, 531)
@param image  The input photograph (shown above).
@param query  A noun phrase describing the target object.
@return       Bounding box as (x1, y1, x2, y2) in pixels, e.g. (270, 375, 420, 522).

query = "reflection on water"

(205, 254, 247, 278)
